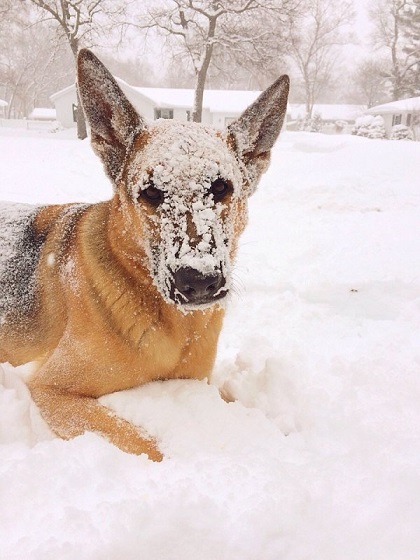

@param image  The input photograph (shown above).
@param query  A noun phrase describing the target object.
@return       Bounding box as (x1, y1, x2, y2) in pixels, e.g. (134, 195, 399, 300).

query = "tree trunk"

(69, 37, 87, 139)
(192, 17, 216, 123)
(304, 72, 313, 117)
(192, 72, 206, 123)
(75, 88, 87, 139)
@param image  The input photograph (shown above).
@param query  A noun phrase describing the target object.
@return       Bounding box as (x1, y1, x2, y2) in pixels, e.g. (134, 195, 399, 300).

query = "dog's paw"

(144, 445, 164, 462)
(116, 431, 164, 462)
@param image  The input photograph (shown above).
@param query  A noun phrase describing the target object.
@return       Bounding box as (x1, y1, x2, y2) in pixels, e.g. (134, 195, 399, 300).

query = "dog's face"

(77, 49, 289, 309)
(121, 120, 247, 307)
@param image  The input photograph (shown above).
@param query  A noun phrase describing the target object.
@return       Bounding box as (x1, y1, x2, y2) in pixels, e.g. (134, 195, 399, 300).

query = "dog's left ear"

(77, 48, 147, 184)
(227, 75, 289, 193)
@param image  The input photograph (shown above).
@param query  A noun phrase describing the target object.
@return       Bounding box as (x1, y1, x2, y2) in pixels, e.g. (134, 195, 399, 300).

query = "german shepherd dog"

(0, 50, 289, 461)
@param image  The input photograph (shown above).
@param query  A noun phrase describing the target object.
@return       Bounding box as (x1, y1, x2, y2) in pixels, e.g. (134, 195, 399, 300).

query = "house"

(28, 108, 57, 121)
(50, 80, 261, 130)
(50, 79, 366, 134)
(366, 97, 420, 139)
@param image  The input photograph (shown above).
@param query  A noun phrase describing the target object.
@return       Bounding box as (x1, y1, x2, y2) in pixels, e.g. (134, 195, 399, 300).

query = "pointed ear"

(77, 48, 147, 184)
(227, 75, 289, 193)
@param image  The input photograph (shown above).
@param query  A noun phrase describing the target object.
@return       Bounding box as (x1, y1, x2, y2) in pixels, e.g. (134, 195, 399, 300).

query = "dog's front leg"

(28, 381, 163, 461)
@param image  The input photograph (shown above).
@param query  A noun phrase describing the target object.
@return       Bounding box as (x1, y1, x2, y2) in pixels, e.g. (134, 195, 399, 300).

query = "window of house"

(224, 117, 236, 126)
(406, 113, 412, 126)
(392, 114, 402, 126)
(154, 108, 174, 120)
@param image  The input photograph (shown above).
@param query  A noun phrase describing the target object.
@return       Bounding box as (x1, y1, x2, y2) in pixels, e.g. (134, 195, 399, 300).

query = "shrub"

(300, 112, 323, 133)
(390, 124, 413, 140)
(352, 115, 387, 139)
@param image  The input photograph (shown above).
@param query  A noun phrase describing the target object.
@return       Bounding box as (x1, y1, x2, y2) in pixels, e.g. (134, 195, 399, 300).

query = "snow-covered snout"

(77, 49, 289, 309)
(123, 121, 245, 307)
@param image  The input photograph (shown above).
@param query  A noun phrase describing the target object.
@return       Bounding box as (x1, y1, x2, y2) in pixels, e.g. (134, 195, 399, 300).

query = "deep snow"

(0, 127, 419, 560)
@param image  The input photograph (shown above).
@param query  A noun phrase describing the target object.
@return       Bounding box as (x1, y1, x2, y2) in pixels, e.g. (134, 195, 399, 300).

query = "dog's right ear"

(77, 48, 146, 183)
(227, 75, 289, 194)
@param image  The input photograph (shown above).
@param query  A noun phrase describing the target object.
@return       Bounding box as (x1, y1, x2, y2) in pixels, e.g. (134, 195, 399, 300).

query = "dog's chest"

(124, 306, 222, 384)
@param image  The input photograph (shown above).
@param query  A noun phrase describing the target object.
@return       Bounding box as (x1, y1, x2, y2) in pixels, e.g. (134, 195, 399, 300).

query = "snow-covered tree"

(400, 0, 420, 95)
(390, 123, 414, 139)
(353, 58, 389, 107)
(352, 115, 387, 139)
(0, 3, 72, 118)
(300, 112, 323, 132)
(138, 0, 297, 122)
(370, 0, 420, 99)
(26, 0, 130, 138)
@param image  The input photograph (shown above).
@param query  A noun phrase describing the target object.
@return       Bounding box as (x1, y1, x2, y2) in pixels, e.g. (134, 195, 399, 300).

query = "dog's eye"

(139, 185, 164, 206)
(210, 179, 232, 202)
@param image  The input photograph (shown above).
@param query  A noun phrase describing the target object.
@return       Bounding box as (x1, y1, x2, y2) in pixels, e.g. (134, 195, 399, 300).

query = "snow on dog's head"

(122, 119, 247, 307)
(77, 48, 289, 309)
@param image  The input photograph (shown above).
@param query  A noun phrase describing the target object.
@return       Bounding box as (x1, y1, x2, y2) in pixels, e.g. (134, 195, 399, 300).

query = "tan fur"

(0, 49, 289, 460)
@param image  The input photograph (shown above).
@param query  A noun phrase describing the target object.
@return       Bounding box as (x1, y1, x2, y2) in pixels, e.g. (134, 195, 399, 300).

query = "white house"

(50, 80, 261, 130)
(366, 96, 420, 139)
(51, 79, 365, 133)
(28, 108, 57, 121)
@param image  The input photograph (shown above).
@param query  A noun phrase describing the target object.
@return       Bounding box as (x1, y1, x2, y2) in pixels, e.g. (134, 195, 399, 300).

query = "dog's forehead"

(129, 120, 241, 194)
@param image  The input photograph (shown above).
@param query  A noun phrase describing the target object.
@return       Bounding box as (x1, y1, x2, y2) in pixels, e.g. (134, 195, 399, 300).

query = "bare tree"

(353, 58, 389, 107)
(138, 0, 298, 122)
(0, 4, 72, 118)
(26, 0, 129, 138)
(287, 0, 354, 116)
(401, 0, 420, 95)
(370, 0, 420, 99)
(1, 30, 70, 118)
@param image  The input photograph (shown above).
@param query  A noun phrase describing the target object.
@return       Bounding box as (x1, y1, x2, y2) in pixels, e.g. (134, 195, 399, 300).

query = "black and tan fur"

(0, 49, 289, 460)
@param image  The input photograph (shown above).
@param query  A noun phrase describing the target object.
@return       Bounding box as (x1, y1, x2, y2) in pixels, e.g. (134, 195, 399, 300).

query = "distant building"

(50, 79, 365, 133)
(50, 80, 261, 130)
(28, 108, 57, 121)
(366, 97, 420, 139)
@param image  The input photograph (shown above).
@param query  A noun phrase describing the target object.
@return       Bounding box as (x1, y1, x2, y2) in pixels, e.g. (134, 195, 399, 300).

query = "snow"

(1, 127, 420, 559)
(0, 203, 43, 325)
(135, 86, 262, 113)
(288, 103, 366, 122)
(367, 95, 420, 114)
(28, 108, 57, 121)
(120, 84, 366, 120)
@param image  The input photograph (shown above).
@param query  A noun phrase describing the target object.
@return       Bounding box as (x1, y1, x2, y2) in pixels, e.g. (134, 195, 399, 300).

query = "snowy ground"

(1, 126, 419, 560)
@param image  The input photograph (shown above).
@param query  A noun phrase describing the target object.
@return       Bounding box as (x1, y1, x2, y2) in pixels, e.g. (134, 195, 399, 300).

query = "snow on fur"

(0, 203, 43, 325)
(125, 119, 245, 302)
(1, 128, 420, 559)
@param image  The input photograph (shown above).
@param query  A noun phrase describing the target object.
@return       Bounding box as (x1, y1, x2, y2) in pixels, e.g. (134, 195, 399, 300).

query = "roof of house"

(135, 87, 261, 114)
(50, 81, 261, 114)
(367, 96, 420, 114)
(29, 108, 57, 120)
(50, 84, 74, 102)
(0, 99, 8, 108)
(50, 81, 366, 121)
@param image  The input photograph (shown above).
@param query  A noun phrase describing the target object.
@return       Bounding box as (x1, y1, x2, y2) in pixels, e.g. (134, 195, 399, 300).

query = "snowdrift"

(1, 128, 419, 559)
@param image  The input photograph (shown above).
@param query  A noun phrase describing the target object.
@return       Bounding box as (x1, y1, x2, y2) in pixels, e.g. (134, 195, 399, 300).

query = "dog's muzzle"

(171, 267, 227, 306)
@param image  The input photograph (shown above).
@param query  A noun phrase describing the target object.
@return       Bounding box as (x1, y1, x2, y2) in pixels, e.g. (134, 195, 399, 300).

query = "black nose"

(173, 267, 226, 304)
